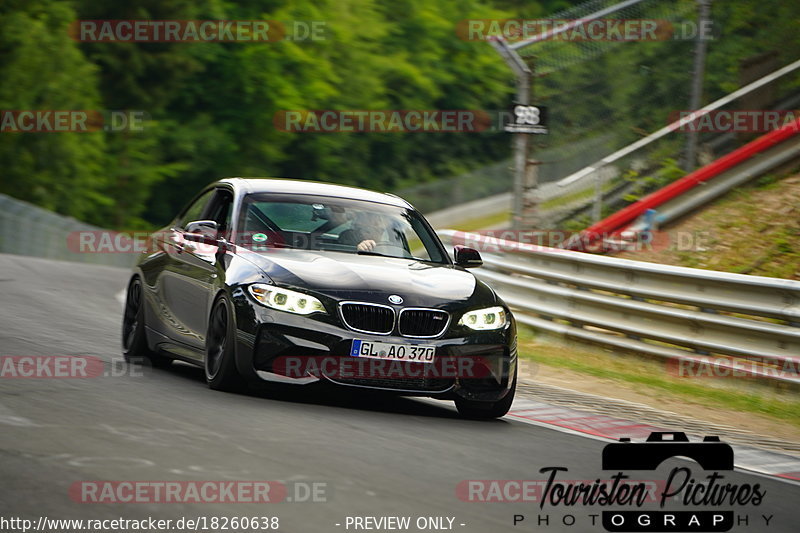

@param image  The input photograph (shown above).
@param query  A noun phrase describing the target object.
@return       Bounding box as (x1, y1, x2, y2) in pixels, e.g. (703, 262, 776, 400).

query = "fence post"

(684, 0, 712, 172)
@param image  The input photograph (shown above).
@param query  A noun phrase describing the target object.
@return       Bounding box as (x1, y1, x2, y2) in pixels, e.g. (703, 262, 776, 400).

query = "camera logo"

(599, 432, 754, 532)
(603, 432, 734, 472)
(481, 431, 768, 532)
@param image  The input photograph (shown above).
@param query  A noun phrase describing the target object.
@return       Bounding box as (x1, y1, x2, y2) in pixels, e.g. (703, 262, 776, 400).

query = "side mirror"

(184, 220, 220, 245)
(454, 245, 483, 268)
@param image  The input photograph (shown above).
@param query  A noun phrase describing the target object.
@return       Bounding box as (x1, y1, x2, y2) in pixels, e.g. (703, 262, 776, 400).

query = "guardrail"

(578, 115, 800, 248)
(0, 193, 136, 268)
(621, 133, 800, 240)
(439, 230, 800, 387)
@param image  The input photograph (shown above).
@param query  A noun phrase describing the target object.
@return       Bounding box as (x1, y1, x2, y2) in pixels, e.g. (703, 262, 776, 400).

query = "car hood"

(239, 249, 488, 306)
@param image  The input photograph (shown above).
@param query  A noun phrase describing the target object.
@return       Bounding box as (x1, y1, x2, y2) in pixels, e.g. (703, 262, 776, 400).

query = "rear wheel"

(205, 295, 245, 392)
(122, 277, 171, 368)
(455, 369, 517, 420)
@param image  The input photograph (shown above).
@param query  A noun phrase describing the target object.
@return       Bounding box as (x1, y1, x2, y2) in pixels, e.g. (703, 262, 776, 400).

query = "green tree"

(0, 0, 110, 223)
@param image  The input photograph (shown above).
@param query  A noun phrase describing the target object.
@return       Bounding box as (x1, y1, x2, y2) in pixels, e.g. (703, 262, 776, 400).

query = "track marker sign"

(505, 104, 549, 134)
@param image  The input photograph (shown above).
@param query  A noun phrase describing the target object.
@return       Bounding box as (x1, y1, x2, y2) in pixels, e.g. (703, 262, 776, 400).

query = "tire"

(122, 277, 172, 368)
(455, 369, 517, 420)
(205, 295, 245, 392)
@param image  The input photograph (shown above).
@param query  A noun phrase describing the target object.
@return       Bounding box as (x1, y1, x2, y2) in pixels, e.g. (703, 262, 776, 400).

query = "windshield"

(237, 193, 448, 264)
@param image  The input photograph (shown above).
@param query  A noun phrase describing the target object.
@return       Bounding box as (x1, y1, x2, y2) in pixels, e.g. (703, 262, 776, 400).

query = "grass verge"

(449, 210, 510, 232)
(617, 170, 800, 279)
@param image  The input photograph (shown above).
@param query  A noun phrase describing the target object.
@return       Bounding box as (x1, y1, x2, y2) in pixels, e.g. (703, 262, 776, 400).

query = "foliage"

(1, 0, 798, 228)
(622, 156, 685, 203)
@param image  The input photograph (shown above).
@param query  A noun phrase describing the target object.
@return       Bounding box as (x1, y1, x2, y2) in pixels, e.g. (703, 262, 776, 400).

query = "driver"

(342, 211, 399, 252)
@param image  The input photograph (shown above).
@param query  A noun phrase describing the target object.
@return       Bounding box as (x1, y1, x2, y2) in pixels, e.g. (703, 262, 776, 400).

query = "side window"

(206, 190, 234, 238)
(177, 189, 215, 229)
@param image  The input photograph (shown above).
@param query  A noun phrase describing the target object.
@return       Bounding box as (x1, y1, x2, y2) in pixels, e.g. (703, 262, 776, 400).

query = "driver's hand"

(357, 239, 376, 251)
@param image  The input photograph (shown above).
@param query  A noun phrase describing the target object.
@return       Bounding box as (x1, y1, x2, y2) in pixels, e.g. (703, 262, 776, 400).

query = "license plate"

(350, 340, 435, 363)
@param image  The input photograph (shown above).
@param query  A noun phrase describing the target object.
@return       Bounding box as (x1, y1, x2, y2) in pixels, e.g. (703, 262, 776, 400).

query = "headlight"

(248, 284, 326, 315)
(458, 306, 507, 330)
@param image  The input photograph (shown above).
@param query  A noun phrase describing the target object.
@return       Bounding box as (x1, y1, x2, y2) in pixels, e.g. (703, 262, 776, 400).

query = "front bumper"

(232, 296, 517, 402)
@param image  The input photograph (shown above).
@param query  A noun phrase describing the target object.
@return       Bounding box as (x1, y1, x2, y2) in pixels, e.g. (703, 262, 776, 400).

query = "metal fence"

(0, 193, 136, 268)
(396, 134, 614, 215)
(440, 229, 800, 387)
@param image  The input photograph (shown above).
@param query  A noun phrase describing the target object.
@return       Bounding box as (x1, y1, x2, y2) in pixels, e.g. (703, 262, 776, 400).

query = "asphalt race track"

(1, 253, 798, 532)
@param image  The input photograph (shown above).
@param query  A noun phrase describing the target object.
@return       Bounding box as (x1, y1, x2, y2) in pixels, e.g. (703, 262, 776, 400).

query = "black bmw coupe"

(123, 178, 517, 418)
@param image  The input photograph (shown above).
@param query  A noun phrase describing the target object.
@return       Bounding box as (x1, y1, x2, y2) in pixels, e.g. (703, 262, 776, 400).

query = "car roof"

(217, 178, 412, 209)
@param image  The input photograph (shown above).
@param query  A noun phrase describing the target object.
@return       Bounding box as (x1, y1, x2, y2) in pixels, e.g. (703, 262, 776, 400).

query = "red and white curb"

(508, 397, 800, 484)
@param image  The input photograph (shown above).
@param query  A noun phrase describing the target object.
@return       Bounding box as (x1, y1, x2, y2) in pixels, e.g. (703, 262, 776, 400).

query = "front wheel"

(455, 370, 517, 420)
(122, 277, 171, 368)
(205, 295, 245, 392)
